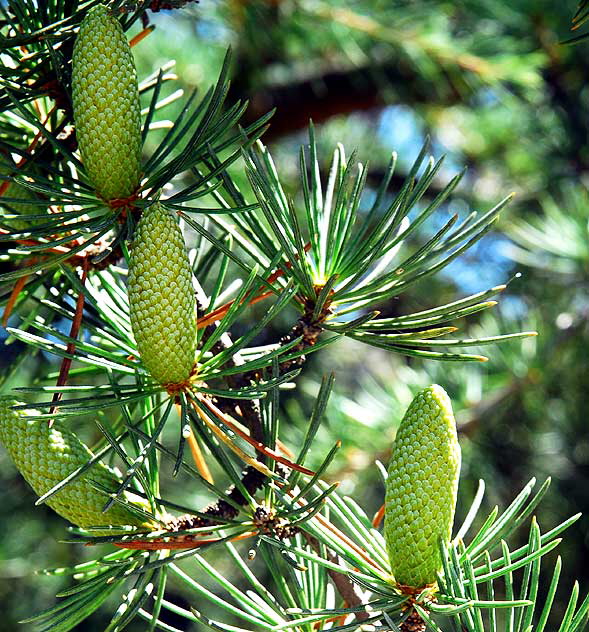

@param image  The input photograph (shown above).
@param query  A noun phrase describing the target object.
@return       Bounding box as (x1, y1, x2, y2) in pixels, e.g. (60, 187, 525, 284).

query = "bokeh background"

(1, 1, 589, 629)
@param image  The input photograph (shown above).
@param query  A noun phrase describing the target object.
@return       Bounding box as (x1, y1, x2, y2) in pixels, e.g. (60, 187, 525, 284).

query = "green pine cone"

(71, 4, 141, 201)
(0, 399, 154, 533)
(384, 385, 461, 589)
(128, 202, 197, 387)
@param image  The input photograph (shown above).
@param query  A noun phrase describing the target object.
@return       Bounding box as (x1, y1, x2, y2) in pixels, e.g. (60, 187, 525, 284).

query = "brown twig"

(49, 257, 89, 420)
(196, 242, 311, 330)
(129, 26, 155, 48)
(195, 396, 316, 476)
(400, 609, 426, 632)
(2, 273, 30, 326)
(114, 465, 269, 549)
(233, 58, 464, 141)
(304, 533, 371, 623)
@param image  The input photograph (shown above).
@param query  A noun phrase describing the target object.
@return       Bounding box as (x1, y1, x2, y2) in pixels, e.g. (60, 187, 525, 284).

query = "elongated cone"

(384, 385, 461, 588)
(72, 4, 141, 201)
(0, 399, 154, 533)
(128, 202, 197, 387)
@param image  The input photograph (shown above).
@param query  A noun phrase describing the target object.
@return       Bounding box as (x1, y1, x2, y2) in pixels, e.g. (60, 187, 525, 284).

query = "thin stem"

(49, 257, 89, 417)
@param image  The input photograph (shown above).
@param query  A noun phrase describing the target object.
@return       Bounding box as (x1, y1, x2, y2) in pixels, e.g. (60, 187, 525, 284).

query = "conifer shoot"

(0, 154, 44, 229)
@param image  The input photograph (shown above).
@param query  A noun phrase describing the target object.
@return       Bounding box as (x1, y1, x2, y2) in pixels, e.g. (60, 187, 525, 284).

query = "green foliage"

(0, 1, 587, 631)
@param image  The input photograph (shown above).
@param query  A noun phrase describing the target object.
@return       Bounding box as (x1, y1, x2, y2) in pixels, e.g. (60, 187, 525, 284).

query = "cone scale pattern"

(0, 399, 153, 533)
(71, 4, 141, 201)
(128, 202, 197, 387)
(384, 385, 461, 589)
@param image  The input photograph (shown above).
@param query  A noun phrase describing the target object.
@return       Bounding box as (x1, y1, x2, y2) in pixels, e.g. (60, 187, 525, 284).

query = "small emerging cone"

(72, 4, 141, 201)
(0, 399, 154, 533)
(384, 385, 461, 589)
(128, 202, 197, 387)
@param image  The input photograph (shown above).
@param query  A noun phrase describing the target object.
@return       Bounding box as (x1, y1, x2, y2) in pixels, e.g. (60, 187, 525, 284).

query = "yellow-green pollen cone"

(384, 385, 461, 589)
(71, 4, 141, 201)
(0, 399, 154, 534)
(128, 202, 197, 387)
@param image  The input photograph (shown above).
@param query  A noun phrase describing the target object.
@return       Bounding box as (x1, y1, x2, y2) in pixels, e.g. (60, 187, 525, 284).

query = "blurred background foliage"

(1, 0, 589, 629)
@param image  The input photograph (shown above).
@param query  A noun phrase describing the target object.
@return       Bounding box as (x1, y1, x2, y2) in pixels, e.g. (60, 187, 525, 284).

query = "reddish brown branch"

(233, 60, 463, 141)
(49, 258, 89, 418)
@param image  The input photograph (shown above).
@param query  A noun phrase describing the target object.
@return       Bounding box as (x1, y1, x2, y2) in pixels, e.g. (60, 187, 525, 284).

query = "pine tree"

(0, 2, 587, 631)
